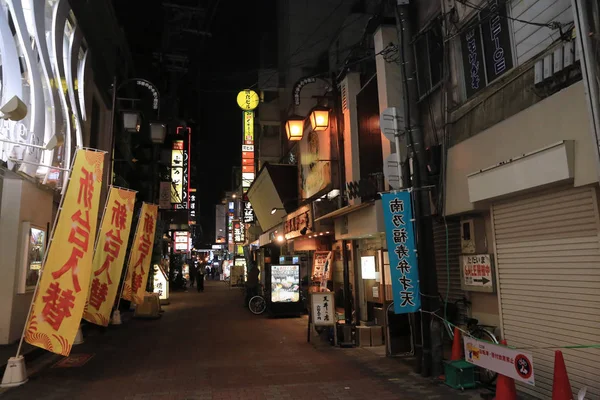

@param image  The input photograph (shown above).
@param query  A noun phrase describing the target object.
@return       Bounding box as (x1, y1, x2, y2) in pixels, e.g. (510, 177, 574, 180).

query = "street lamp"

(122, 110, 141, 132)
(270, 207, 285, 215)
(285, 115, 305, 141)
(149, 122, 167, 144)
(309, 107, 330, 131)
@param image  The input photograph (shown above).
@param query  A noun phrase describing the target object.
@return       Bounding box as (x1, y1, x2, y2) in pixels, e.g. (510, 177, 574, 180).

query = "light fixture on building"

(149, 122, 167, 143)
(285, 115, 305, 141)
(122, 110, 141, 132)
(271, 207, 286, 215)
(309, 107, 330, 131)
(276, 234, 285, 243)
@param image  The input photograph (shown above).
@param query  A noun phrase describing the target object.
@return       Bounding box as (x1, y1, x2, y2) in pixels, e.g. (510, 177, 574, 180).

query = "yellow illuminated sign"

(237, 89, 259, 111)
(243, 111, 254, 144)
(171, 140, 184, 203)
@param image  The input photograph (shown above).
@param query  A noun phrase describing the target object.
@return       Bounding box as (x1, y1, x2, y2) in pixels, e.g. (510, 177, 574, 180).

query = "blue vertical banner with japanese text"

(381, 191, 421, 314)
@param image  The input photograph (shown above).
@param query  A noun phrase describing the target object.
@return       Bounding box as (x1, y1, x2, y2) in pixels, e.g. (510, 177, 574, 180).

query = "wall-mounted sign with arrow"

(460, 254, 495, 293)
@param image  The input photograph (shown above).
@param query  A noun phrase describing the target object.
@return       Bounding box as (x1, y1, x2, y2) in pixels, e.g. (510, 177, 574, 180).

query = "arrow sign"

(473, 277, 490, 285)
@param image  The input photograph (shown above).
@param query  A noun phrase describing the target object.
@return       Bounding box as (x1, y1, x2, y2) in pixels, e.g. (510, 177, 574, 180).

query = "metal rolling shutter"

(433, 219, 466, 319)
(492, 186, 600, 399)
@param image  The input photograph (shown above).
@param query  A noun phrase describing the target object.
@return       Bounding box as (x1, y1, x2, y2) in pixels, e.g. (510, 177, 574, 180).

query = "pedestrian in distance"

(197, 266, 205, 292)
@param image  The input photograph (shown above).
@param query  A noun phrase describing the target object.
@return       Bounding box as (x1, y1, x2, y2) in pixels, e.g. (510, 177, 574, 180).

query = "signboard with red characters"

(460, 254, 495, 293)
(464, 336, 534, 385)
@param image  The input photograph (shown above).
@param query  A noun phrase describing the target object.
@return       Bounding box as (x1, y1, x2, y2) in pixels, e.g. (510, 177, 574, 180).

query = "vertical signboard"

(189, 188, 197, 225)
(381, 191, 421, 314)
(460, 0, 513, 98)
(174, 126, 192, 210)
(237, 89, 259, 236)
(233, 219, 245, 243)
(170, 140, 184, 204)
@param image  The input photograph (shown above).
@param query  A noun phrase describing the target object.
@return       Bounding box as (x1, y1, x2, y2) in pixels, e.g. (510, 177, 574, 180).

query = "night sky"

(113, 0, 276, 243)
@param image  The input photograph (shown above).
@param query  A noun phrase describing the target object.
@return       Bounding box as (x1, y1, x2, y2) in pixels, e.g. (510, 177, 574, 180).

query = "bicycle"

(248, 284, 266, 315)
(438, 295, 499, 385)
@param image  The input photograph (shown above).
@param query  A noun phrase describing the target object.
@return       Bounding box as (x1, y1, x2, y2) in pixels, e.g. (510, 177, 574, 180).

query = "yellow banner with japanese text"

(121, 203, 158, 304)
(24, 149, 105, 356)
(83, 187, 136, 326)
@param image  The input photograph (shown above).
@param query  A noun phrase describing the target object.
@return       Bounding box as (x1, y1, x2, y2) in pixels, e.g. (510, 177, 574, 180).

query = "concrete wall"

(0, 178, 53, 344)
(445, 82, 597, 215)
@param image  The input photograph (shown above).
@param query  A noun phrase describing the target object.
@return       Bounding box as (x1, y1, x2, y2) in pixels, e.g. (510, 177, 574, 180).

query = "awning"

(313, 201, 375, 222)
(247, 163, 298, 232)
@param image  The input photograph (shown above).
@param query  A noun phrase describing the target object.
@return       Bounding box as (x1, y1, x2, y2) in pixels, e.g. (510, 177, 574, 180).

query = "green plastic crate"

(444, 360, 476, 390)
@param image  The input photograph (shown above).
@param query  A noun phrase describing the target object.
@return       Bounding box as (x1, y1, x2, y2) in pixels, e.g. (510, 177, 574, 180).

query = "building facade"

(0, 0, 131, 345)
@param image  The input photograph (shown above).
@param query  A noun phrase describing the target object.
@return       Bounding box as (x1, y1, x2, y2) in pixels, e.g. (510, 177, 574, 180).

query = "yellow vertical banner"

(83, 187, 136, 326)
(121, 203, 158, 304)
(24, 149, 104, 356)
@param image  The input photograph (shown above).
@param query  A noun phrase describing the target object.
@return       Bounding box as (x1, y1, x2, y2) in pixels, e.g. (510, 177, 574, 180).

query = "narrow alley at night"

(1, 0, 600, 399)
(1, 282, 483, 400)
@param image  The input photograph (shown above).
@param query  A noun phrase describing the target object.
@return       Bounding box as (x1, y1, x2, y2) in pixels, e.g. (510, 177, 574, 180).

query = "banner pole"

(114, 202, 145, 312)
(15, 149, 79, 358)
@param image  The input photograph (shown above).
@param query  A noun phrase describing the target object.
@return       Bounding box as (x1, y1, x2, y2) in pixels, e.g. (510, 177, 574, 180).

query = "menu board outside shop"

(270, 265, 300, 303)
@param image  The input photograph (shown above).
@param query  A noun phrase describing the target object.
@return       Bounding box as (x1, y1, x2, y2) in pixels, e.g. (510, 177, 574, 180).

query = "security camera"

(0, 95, 28, 121)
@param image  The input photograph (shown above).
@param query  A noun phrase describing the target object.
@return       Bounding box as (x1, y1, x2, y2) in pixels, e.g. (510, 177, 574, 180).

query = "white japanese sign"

(464, 337, 535, 386)
(152, 264, 169, 301)
(311, 293, 335, 326)
(460, 254, 494, 293)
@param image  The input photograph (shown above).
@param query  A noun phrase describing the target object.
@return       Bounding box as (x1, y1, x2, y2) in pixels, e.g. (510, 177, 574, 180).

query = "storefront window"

(22, 225, 46, 292)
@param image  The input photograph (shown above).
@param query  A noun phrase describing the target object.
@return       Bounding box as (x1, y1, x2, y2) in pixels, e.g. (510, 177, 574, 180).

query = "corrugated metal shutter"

(492, 186, 600, 399)
(433, 219, 466, 319)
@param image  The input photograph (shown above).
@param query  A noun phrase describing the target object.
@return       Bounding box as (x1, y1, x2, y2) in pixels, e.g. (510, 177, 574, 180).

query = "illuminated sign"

(244, 201, 255, 224)
(233, 219, 245, 243)
(238, 91, 257, 234)
(170, 140, 184, 203)
(236, 89, 259, 111)
(174, 231, 189, 253)
(243, 111, 254, 144)
(188, 188, 197, 225)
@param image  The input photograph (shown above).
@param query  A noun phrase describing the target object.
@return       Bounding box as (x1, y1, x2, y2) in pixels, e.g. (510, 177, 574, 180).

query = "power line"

(445, 0, 566, 42)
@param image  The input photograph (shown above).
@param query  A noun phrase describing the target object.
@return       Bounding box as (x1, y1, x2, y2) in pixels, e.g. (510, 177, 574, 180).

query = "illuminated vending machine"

(268, 264, 303, 317)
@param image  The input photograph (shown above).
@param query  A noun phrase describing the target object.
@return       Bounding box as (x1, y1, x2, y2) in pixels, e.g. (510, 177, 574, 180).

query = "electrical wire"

(444, 0, 565, 43)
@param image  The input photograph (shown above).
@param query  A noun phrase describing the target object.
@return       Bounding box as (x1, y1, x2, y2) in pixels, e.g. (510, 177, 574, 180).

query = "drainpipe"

(393, 1, 441, 377)
(330, 73, 354, 333)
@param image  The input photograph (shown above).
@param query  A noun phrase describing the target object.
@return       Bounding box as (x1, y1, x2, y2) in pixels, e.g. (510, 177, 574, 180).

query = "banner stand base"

(110, 310, 122, 325)
(1, 356, 28, 388)
(73, 326, 84, 345)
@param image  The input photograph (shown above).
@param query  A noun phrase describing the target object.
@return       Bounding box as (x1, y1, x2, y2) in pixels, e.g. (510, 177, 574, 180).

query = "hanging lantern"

(309, 107, 330, 131)
(285, 116, 305, 141)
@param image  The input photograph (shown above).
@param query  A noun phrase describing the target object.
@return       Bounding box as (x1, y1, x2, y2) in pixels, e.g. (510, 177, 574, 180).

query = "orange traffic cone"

(494, 340, 517, 400)
(552, 350, 574, 400)
(451, 327, 462, 361)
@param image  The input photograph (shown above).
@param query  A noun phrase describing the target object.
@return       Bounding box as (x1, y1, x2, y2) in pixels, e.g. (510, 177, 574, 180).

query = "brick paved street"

(0, 281, 492, 400)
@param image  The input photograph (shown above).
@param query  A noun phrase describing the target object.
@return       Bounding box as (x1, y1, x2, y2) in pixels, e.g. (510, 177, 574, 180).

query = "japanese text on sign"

(464, 337, 534, 385)
(311, 293, 334, 326)
(84, 187, 136, 327)
(122, 203, 158, 304)
(25, 149, 104, 356)
(381, 192, 421, 314)
(460, 254, 494, 292)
